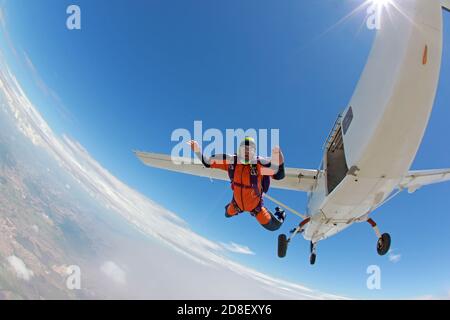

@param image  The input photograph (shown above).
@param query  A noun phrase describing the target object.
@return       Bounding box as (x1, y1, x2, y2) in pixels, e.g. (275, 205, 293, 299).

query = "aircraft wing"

(134, 151, 319, 192)
(399, 168, 450, 193)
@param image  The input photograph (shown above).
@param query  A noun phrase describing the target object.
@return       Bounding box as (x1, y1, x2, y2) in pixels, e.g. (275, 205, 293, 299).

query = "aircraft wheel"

(377, 233, 391, 256)
(278, 234, 288, 258)
(310, 253, 316, 265)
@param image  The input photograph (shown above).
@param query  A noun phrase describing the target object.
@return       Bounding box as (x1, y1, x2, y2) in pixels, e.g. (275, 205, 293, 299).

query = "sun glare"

(372, 0, 392, 7)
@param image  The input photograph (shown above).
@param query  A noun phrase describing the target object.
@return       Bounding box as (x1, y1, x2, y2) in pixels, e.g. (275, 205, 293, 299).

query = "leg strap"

(225, 199, 243, 218)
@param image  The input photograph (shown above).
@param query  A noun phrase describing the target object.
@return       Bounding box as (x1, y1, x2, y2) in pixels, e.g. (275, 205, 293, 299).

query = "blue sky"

(1, 0, 449, 299)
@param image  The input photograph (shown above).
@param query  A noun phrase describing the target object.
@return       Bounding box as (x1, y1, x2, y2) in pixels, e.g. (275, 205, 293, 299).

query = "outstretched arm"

(188, 140, 231, 171)
(260, 146, 285, 180)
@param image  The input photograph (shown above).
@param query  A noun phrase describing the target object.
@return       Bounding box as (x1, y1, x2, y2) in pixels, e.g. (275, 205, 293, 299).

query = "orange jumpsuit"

(206, 155, 283, 230)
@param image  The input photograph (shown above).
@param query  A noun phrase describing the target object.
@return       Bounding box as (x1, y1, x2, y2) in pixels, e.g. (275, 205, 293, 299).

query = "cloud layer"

(7, 256, 34, 281)
(221, 242, 255, 255)
(0, 47, 346, 299)
(100, 261, 127, 285)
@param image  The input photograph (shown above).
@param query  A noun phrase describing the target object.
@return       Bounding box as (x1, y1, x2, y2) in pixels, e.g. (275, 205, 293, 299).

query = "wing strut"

(263, 194, 307, 219)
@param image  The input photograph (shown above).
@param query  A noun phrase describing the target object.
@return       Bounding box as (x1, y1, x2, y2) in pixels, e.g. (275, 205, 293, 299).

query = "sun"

(371, 0, 392, 7)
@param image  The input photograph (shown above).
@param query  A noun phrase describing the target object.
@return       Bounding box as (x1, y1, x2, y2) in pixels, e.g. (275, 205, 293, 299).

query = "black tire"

(310, 253, 316, 265)
(377, 233, 391, 256)
(278, 234, 288, 258)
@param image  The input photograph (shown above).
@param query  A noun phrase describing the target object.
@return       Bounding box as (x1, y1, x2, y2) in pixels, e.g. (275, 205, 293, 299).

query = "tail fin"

(443, 0, 450, 12)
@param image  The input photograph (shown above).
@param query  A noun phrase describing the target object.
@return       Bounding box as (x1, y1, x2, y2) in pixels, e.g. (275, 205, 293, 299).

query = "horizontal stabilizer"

(399, 168, 450, 193)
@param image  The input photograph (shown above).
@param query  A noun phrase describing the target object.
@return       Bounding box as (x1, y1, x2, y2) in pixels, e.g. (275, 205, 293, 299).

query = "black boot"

(274, 207, 286, 223)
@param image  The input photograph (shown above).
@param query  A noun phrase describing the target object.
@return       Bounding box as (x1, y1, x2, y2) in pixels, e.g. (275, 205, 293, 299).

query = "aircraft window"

(342, 107, 353, 135)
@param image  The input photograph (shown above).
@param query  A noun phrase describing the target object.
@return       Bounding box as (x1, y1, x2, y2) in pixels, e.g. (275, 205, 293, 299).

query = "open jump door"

(324, 113, 349, 195)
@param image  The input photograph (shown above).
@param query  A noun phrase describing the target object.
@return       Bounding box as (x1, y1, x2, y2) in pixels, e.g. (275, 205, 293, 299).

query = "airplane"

(134, 0, 450, 265)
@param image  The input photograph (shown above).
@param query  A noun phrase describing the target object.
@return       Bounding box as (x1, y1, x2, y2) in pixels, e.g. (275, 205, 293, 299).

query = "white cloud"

(221, 242, 255, 255)
(388, 250, 401, 263)
(7, 256, 34, 281)
(100, 261, 126, 285)
(0, 50, 347, 300)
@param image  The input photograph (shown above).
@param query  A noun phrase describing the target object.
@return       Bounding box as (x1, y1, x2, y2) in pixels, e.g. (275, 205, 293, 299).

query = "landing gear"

(367, 218, 391, 256)
(310, 241, 317, 265)
(310, 253, 316, 265)
(278, 234, 288, 258)
(377, 233, 391, 256)
(277, 217, 310, 259)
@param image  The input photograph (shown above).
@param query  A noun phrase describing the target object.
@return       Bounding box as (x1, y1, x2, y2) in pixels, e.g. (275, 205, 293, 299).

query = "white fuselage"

(304, 0, 444, 243)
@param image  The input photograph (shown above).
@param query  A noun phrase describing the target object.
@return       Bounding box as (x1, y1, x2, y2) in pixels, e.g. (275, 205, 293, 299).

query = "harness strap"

(232, 182, 253, 189)
(231, 198, 243, 214)
(227, 155, 238, 181)
(249, 164, 260, 198)
(228, 155, 263, 214)
(250, 199, 263, 216)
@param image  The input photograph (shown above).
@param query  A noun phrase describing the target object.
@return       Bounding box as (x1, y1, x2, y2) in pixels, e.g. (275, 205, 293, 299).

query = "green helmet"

(238, 137, 257, 164)
(240, 136, 256, 147)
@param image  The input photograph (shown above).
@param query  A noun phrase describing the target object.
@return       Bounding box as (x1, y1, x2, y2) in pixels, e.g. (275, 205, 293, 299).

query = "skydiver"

(189, 137, 286, 231)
